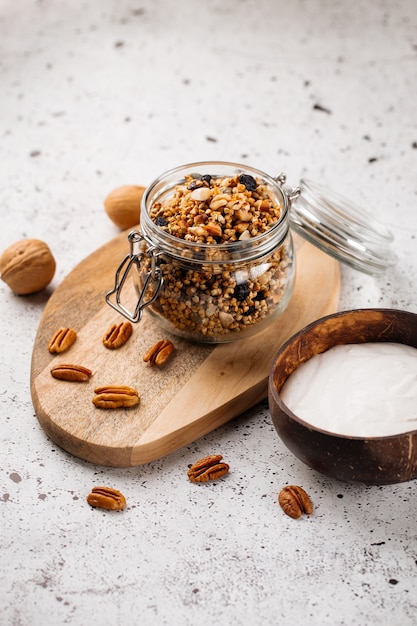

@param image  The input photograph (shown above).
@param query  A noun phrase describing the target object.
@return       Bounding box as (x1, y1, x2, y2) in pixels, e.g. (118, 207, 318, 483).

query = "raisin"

(155, 216, 168, 227)
(200, 174, 212, 185)
(238, 174, 257, 191)
(234, 282, 250, 301)
(243, 305, 256, 316)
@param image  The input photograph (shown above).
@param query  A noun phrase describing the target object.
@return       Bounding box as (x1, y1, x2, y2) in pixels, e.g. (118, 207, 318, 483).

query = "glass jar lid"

(289, 179, 398, 275)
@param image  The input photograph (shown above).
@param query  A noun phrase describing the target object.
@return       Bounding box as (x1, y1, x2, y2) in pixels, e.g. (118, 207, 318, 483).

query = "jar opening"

(140, 161, 291, 264)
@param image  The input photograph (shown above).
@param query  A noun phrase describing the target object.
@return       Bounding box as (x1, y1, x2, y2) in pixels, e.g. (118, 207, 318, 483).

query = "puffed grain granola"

(149, 173, 282, 244)
(140, 172, 292, 340)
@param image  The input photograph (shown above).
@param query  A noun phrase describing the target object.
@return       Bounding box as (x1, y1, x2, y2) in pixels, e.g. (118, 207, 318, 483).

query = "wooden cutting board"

(30, 231, 340, 467)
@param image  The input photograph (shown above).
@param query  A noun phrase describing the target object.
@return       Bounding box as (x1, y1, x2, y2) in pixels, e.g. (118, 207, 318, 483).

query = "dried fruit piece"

(187, 454, 230, 483)
(278, 485, 313, 519)
(104, 185, 145, 229)
(92, 385, 139, 409)
(238, 173, 257, 191)
(234, 282, 250, 301)
(0, 238, 56, 295)
(86, 486, 126, 511)
(48, 327, 77, 353)
(50, 364, 92, 382)
(155, 216, 168, 227)
(143, 339, 175, 367)
(103, 321, 133, 349)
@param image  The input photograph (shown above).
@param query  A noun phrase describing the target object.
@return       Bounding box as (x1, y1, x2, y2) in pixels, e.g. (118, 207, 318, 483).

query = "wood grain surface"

(30, 231, 340, 467)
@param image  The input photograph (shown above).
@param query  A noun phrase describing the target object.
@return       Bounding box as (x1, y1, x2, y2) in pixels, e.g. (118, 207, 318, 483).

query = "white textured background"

(1, 1, 417, 624)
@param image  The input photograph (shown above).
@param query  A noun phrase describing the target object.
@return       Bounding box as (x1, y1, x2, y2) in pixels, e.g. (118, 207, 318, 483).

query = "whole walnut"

(0, 238, 56, 295)
(104, 185, 145, 229)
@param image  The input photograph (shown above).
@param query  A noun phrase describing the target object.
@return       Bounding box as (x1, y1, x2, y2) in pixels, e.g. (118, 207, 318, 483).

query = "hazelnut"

(0, 238, 56, 295)
(104, 185, 145, 229)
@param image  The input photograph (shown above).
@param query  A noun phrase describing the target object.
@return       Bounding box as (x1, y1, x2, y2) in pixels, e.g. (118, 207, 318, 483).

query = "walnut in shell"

(0, 238, 56, 295)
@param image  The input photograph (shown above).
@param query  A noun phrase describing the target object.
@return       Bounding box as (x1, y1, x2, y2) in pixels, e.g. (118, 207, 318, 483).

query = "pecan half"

(278, 485, 313, 519)
(103, 321, 133, 349)
(187, 454, 229, 483)
(143, 339, 174, 367)
(50, 363, 92, 382)
(92, 385, 139, 409)
(48, 327, 77, 353)
(86, 486, 126, 511)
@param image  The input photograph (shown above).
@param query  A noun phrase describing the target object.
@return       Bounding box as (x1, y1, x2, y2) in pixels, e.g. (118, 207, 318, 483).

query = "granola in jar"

(149, 172, 282, 244)
(134, 163, 296, 343)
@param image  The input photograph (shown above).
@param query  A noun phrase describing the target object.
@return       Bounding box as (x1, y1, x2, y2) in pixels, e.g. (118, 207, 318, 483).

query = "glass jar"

(106, 161, 397, 343)
(106, 162, 300, 343)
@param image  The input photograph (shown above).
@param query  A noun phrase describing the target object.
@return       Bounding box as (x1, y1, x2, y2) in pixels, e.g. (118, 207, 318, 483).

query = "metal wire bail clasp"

(105, 230, 164, 323)
(274, 172, 301, 206)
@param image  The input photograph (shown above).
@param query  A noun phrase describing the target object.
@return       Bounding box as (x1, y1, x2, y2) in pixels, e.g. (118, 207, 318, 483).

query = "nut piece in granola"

(50, 364, 92, 382)
(278, 485, 313, 519)
(143, 339, 174, 367)
(92, 385, 139, 409)
(48, 327, 77, 354)
(103, 321, 133, 349)
(187, 454, 230, 483)
(86, 486, 126, 511)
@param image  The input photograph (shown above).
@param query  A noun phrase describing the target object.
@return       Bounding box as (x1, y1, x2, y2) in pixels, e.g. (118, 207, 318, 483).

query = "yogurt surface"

(279, 342, 417, 437)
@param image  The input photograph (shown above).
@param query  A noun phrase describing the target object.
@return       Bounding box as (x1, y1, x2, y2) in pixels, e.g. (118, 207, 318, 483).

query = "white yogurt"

(279, 342, 417, 437)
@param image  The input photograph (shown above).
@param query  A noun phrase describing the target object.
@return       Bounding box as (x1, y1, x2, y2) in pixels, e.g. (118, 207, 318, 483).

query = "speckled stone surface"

(1, 1, 417, 624)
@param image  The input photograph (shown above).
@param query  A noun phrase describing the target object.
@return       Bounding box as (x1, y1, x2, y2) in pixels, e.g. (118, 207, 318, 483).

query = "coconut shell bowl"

(268, 308, 417, 485)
